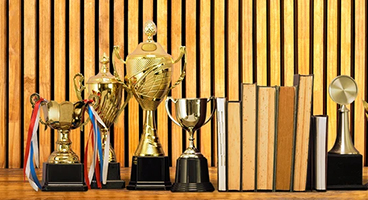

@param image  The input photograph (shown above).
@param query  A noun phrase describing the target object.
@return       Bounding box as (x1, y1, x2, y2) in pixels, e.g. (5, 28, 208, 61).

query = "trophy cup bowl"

(113, 20, 186, 190)
(30, 93, 88, 191)
(165, 97, 215, 192)
(73, 53, 131, 189)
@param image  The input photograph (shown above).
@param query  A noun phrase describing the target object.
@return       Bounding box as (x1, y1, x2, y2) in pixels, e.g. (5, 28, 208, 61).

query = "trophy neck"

(47, 129, 80, 164)
(56, 129, 72, 152)
(100, 128, 117, 162)
(188, 129, 195, 149)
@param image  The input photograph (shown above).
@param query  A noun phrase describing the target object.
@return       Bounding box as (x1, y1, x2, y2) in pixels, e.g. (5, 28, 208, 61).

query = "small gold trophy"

(165, 97, 215, 192)
(29, 93, 88, 191)
(113, 20, 186, 190)
(73, 53, 131, 189)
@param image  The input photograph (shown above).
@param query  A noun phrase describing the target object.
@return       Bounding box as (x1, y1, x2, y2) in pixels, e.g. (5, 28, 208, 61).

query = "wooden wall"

(0, 0, 367, 168)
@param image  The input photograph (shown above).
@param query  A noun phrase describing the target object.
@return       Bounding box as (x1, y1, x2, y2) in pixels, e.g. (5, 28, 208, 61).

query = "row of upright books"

(216, 74, 314, 192)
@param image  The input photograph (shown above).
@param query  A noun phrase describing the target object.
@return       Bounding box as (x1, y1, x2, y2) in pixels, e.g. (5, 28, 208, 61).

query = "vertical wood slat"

(54, 0, 66, 146)
(157, 0, 169, 156)
(143, 0, 153, 42)
(8, 0, 22, 168)
(228, 0, 239, 101)
(313, 0, 324, 115)
(297, 0, 310, 75)
(199, 0, 211, 165)
(99, 0, 109, 58)
(270, 0, 281, 86)
(39, 0, 52, 165)
(128, 0, 139, 166)
(283, 0, 294, 86)
(0, 0, 6, 168)
(170, 0, 183, 166)
(242, 0, 253, 84)
(354, 0, 366, 164)
(327, 0, 338, 150)
(256, 0, 267, 85)
(69, 0, 81, 158)
(23, 0, 36, 161)
(113, 0, 125, 165)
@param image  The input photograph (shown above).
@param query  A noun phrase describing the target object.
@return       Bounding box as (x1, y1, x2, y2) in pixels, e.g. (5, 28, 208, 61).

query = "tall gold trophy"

(113, 20, 186, 190)
(73, 54, 132, 189)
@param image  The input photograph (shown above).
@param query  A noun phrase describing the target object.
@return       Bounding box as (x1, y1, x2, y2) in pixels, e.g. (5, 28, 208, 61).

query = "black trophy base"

(127, 156, 171, 190)
(91, 162, 125, 189)
(171, 157, 214, 192)
(327, 153, 368, 190)
(41, 163, 88, 191)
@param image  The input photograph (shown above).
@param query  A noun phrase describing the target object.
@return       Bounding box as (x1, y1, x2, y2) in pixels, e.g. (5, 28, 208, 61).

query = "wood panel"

(228, 0, 239, 100)
(242, 0, 253, 84)
(39, 0, 52, 165)
(327, 0, 338, 150)
(297, 0, 310, 75)
(8, 0, 22, 168)
(256, 0, 267, 85)
(113, 0, 125, 165)
(143, 0, 153, 42)
(340, 0, 351, 111)
(354, 0, 366, 163)
(270, 0, 281, 86)
(283, 0, 294, 86)
(99, 0, 109, 58)
(69, 0, 81, 158)
(128, 0, 139, 166)
(0, 0, 6, 168)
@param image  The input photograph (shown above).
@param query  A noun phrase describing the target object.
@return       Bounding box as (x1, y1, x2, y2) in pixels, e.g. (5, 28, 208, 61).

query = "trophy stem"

(101, 128, 117, 162)
(188, 130, 195, 149)
(48, 129, 79, 164)
(56, 129, 72, 152)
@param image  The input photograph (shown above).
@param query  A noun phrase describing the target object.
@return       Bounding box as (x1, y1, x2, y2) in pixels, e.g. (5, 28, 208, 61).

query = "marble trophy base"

(127, 156, 171, 190)
(91, 162, 125, 189)
(41, 163, 88, 191)
(171, 157, 214, 192)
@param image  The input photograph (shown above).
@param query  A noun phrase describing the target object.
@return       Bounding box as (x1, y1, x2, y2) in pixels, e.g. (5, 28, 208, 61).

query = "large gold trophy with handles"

(73, 53, 132, 189)
(113, 20, 186, 190)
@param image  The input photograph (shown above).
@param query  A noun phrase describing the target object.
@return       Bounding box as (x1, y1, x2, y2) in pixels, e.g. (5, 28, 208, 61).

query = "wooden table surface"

(1, 167, 368, 199)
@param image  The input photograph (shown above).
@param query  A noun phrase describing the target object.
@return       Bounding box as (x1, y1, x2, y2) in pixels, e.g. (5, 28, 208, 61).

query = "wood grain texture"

(157, 0, 169, 157)
(297, 0, 310, 75)
(170, 0, 183, 166)
(228, 0, 239, 100)
(0, 0, 6, 168)
(128, 0, 139, 166)
(39, 0, 52, 165)
(283, 0, 294, 86)
(326, 0, 338, 151)
(313, 0, 324, 115)
(99, 0, 109, 58)
(256, 0, 267, 86)
(199, 0, 211, 165)
(270, 0, 281, 86)
(113, 0, 125, 165)
(143, 0, 153, 42)
(227, 102, 241, 191)
(340, 0, 351, 112)
(69, 0, 81, 158)
(242, 0, 253, 84)
(8, 0, 22, 168)
(354, 0, 366, 163)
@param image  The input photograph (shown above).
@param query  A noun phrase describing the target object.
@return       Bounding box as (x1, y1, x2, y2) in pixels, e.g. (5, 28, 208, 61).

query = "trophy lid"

(127, 20, 170, 58)
(86, 53, 119, 84)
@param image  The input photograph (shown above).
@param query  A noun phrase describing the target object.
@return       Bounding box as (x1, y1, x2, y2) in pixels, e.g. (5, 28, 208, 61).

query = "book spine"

(216, 97, 227, 191)
(313, 115, 328, 191)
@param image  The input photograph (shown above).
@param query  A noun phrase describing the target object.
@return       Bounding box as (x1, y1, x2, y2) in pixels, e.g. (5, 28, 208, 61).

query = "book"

(241, 83, 257, 191)
(275, 86, 297, 191)
(256, 86, 278, 191)
(216, 97, 227, 192)
(292, 74, 314, 191)
(227, 101, 241, 191)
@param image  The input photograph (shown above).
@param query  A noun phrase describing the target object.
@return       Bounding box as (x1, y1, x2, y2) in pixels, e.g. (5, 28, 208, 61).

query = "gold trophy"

(73, 53, 131, 189)
(29, 93, 88, 191)
(113, 20, 186, 190)
(165, 97, 215, 192)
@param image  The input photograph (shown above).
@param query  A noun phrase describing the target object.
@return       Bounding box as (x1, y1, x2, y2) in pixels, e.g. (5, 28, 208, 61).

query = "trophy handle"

(112, 46, 130, 88)
(30, 93, 48, 128)
(165, 97, 181, 127)
(203, 96, 216, 126)
(113, 91, 133, 124)
(169, 46, 187, 90)
(73, 73, 86, 101)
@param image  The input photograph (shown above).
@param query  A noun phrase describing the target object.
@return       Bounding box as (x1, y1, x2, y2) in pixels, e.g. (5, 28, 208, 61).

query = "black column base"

(171, 157, 214, 192)
(327, 153, 368, 190)
(127, 156, 171, 190)
(91, 162, 125, 189)
(41, 163, 88, 191)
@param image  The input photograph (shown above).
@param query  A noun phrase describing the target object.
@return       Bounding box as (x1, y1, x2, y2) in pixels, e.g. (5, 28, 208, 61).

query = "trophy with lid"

(73, 53, 132, 189)
(113, 20, 186, 190)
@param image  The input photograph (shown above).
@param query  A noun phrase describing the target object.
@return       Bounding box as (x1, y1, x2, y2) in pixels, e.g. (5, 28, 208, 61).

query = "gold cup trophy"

(29, 93, 89, 191)
(165, 97, 215, 192)
(73, 53, 132, 189)
(113, 20, 186, 190)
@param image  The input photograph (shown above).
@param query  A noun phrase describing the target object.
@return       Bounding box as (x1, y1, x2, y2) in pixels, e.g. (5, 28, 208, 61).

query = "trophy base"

(327, 153, 368, 190)
(127, 156, 171, 190)
(91, 162, 125, 189)
(41, 163, 88, 191)
(171, 157, 214, 192)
